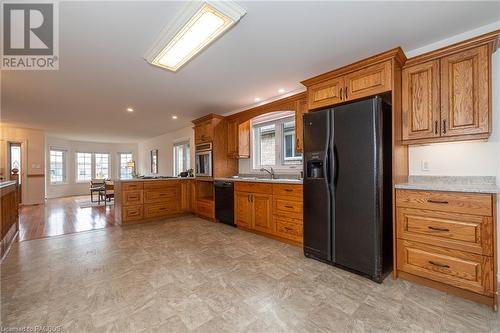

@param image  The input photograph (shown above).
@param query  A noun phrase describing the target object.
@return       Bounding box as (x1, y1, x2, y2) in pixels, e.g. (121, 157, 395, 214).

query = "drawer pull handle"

(428, 226, 449, 232)
(284, 205, 294, 209)
(285, 189, 293, 192)
(284, 227, 293, 231)
(428, 261, 450, 269)
(427, 199, 449, 204)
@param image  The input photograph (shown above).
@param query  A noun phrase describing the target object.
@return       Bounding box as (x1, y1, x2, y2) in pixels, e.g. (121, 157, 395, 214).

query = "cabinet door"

(402, 60, 441, 141)
(252, 193, 274, 233)
(234, 192, 252, 228)
(238, 121, 250, 158)
(295, 98, 308, 153)
(227, 119, 250, 159)
(344, 61, 392, 102)
(308, 76, 344, 110)
(441, 45, 489, 137)
(227, 119, 238, 158)
(195, 120, 213, 143)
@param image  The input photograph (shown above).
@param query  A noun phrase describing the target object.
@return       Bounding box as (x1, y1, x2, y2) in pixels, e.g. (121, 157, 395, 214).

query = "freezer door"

(333, 97, 384, 279)
(303, 109, 333, 262)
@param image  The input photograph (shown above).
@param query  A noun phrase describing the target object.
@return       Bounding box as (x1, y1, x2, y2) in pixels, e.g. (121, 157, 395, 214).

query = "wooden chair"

(101, 181, 114, 205)
(90, 179, 105, 203)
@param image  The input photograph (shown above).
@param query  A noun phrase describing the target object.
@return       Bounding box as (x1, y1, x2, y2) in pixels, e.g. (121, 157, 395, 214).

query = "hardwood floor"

(18, 196, 115, 241)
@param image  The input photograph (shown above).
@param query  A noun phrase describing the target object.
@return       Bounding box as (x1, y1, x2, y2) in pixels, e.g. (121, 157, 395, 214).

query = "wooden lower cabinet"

(196, 199, 214, 220)
(234, 182, 303, 244)
(251, 193, 273, 233)
(115, 180, 191, 224)
(234, 191, 253, 228)
(395, 189, 497, 308)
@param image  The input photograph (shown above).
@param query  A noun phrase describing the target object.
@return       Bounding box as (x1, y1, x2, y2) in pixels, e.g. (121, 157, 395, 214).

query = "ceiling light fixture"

(172, 115, 178, 119)
(145, 1, 246, 72)
(255, 97, 261, 102)
(126, 107, 134, 112)
(278, 88, 285, 93)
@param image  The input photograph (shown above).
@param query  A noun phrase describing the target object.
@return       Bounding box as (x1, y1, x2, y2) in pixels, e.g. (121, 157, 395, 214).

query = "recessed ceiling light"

(172, 115, 178, 119)
(255, 97, 261, 102)
(145, 2, 246, 72)
(278, 88, 285, 93)
(126, 107, 134, 112)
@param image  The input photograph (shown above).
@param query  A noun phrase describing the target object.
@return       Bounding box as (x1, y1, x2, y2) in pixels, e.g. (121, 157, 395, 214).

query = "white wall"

(406, 22, 500, 278)
(137, 126, 194, 177)
(46, 137, 138, 198)
(1, 126, 46, 205)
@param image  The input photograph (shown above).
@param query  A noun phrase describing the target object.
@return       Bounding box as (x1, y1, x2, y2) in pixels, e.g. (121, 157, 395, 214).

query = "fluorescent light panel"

(147, 2, 246, 72)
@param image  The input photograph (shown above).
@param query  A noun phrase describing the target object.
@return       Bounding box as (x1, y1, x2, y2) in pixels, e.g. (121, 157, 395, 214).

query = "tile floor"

(2, 216, 499, 332)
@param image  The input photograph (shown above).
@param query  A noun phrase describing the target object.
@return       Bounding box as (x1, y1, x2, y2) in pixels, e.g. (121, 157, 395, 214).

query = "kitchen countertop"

(114, 177, 195, 182)
(215, 177, 303, 185)
(0, 181, 18, 189)
(395, 176, 500, 194)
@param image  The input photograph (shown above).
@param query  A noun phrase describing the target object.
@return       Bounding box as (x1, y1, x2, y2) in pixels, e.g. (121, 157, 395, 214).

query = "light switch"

(421, 160, 429, 171)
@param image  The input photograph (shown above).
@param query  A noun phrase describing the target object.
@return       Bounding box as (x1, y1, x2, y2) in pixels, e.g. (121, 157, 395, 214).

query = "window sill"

(49, 182, 68, 186)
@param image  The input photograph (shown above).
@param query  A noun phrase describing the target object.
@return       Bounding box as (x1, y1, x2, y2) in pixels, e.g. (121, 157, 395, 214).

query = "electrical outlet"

(421, 160, 429, 172)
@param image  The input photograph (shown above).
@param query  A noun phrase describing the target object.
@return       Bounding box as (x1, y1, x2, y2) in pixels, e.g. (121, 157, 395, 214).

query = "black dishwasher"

(214, 181, 235, 226)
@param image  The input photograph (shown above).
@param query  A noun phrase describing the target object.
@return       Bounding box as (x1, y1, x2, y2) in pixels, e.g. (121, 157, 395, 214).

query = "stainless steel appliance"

(214, 180, 235, 226)
(303, 96, 392, 283)
(195, 142, 212, 177)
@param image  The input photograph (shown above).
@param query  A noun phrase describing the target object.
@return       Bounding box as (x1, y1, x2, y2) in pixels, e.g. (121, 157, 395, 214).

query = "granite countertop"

(395, 176, 500, 194)
(114, 177, 195, 182)
(0, 181, 17, 189)
(215, 177, 303, 185)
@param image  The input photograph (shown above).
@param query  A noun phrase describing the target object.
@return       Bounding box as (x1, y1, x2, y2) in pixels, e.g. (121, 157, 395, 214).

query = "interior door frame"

(3, 139, 28, 204)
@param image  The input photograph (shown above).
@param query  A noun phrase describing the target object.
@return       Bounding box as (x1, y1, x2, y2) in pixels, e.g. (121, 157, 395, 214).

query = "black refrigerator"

(303, 96, 392, 283)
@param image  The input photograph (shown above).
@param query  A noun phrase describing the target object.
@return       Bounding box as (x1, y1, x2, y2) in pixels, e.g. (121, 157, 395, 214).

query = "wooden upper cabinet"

(227, 119, 250, 159)
(402, 60, 441, 141)
(401, 31, 498, 145)
(344, 60, 392, 102)
(194, 119, 214, 144)
(308, 76, 344, 110)
(295, 98, 308, 153)
(441, 45, 489, 137)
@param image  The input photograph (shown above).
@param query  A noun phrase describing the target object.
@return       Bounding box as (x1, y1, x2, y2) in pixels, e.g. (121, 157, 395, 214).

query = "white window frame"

(49, 149, 67, 185)
(94, 153, 110, 179)
(252, 115, 302, 171)
(119, 153, 134, 180)
(173, 141, 190, 176)
(76, 152, 93, 183)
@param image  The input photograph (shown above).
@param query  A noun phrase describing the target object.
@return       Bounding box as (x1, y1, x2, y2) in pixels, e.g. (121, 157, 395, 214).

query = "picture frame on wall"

(151, 149, 158, 174)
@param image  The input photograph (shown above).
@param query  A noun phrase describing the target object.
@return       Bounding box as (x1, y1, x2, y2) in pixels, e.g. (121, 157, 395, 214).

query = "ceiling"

(3, 1, 500, 143)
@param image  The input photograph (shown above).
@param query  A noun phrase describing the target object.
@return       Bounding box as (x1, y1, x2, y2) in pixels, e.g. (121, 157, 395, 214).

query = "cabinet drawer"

(273, 184, 303, 198)
(235, 182, 272, 194)
(122, 205, 143, 222)
(144, 202, 178, 219)
(122, 182, 143, 191)
(143, 181, 179, 190)
(197, 200, 214, 219)
(144, 189, 178, 204)
(396, 208, 493, 255)
(397, 240, 494, 296)
(275, 217, 303, 242)
(122, 190, 143, 206)
(396, 190, 492, 216)
(274, 198, 303, 219)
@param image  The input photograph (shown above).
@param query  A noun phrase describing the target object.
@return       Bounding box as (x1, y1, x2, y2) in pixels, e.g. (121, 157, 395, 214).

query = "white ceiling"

(3, 1, 500, 143)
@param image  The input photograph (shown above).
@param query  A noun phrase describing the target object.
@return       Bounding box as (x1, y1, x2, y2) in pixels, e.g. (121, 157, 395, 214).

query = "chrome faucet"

(260, 167, 275, 179)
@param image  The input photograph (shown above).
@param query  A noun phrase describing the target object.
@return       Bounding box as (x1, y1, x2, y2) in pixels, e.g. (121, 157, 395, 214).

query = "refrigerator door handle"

(333, 146, 339, 186)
